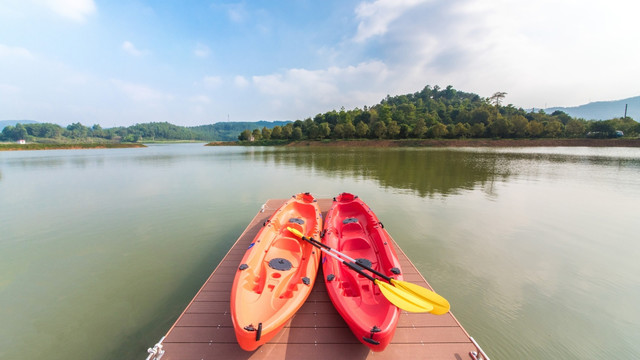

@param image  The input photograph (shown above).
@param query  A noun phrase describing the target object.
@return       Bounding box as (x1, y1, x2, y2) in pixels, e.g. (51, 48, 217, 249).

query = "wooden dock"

(151, 198, 486, 360)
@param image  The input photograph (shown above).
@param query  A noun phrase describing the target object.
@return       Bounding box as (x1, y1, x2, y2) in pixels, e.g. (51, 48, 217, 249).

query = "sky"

(1, 0, 639, 127)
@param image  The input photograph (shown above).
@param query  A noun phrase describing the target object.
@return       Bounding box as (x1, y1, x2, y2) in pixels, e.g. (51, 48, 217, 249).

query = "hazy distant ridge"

(546, 96, 639, 121)
(0, 120, 38, 130)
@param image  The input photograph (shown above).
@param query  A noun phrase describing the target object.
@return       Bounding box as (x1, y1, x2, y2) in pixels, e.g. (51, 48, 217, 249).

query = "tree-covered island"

(237, 85, 639, 144)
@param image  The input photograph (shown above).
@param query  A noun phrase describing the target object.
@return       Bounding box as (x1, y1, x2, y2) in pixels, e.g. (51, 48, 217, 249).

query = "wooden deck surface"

(157, 198, 482, 359)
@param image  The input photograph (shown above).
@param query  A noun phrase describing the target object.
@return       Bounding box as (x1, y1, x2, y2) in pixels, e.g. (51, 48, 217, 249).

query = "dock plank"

(156, 198, 482, 359)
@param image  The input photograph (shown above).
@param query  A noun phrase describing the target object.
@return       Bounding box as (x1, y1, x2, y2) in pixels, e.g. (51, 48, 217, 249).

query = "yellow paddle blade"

(288, 227, 304, 238)
(375, 279, 433, 313)
(390, 279, 450, 315)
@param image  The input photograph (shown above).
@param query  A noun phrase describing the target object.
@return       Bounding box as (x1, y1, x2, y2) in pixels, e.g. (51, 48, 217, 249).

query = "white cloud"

(194, 43, 210, 58)
(203, 75, 222, 88)
(226, 3, 247, 23)
(41, 0, 96, 22)
(121, 41, 146, 57)
(111, 79, 173, 103)
(234, 75, 249, 88)
(0, 83, 21, 93)
(353, 0, 429, 42)
(348, 0, 640, 109)
(189, 95, 210, 104)
(251, 61, 391, 116)
(0, 43, 34, 59)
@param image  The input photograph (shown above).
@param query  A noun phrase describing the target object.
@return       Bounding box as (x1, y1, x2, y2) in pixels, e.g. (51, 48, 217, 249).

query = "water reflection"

(244, 148, 512, 197)
(243, 147, 640, 198)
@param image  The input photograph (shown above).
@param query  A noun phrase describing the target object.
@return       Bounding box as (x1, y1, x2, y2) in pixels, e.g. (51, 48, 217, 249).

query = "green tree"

(319, 122, 331, 139)
(526, 120, 544, 137)
(565, 119, 586, 137)
(271, 126, 282, 139)
(261, 127, 272, 140)
(377, 104, 392, 124)
(399, 124, 411, 138)
(308, 123, 320, 140)
(355, 121, 369, 138)
(511, 115, 528, 138)
(291, 127, 303, 140)
(238, 129, 251, 141)
(282, 124, 293, 139)
(470, 123, 486, 138)
(488, 92, 507, 106)
(453, 122, 470, 138)
(252, 128, 262, 141)
(387, 121, 400, 139)
(429, 122, 448, 138)
(14, 123, 28, 140)
(343, 122, 356, 138)
(489, 117, 513, 138)
(372, 121, 387, 139)
(470, 108, 491, 125)
(332, 123, 345, 139)
(544, 120, 564, 138)
(551, 110, 572, 125)
(66, 122, 88, 138)
(412, 118, 427, 138)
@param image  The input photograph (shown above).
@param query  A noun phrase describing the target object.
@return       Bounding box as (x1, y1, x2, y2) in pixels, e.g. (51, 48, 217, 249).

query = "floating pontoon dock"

(147, 198, 488, 360)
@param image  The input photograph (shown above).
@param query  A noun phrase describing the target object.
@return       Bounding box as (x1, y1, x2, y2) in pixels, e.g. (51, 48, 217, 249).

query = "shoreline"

(0, 143, 146, 151)
(210, 138, 640, 148)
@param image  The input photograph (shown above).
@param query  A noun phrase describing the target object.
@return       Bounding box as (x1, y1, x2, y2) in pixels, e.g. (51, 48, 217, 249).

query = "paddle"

(311, 233, 450, 315)
(287, 227, 449, 314)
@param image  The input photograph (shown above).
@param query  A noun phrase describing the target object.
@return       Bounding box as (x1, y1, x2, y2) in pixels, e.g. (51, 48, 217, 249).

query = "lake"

(1, 144, 639, 359)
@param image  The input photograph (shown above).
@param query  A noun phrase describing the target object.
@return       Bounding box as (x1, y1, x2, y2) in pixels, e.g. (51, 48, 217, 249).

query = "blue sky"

(1, 0, 639, 127)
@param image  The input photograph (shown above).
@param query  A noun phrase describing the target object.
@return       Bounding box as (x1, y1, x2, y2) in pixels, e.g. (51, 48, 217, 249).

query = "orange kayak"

(322, 193, 402, 351)
(230, 193, 322, 351)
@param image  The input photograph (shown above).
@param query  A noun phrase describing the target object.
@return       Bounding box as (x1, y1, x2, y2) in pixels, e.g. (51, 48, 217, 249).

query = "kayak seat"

(341, 222, 364, 237)
(341, 237, 377, 269)
(272, 237, 302, 252)
(342, 237, 371, 251)
(269, 237, 302, 268)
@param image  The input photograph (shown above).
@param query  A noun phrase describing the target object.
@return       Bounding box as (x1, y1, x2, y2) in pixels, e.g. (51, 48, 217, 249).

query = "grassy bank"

(0, 143, 146, 151)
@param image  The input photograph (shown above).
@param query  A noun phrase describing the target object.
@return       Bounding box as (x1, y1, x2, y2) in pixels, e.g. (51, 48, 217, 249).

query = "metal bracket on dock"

(469, 337, 490, 360)
(146, 336, 165, 360)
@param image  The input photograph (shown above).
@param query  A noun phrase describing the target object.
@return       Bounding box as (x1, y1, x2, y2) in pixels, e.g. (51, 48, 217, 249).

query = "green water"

(1, 144, 639, 359)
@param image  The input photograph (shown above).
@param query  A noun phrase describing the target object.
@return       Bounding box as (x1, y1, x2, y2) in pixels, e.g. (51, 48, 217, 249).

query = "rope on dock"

(146, 336, 165, 360)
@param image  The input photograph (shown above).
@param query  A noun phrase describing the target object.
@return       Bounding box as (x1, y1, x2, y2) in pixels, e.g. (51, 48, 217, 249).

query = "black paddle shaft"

(305, 235, 394, 283)
(342, 259, 376, 282)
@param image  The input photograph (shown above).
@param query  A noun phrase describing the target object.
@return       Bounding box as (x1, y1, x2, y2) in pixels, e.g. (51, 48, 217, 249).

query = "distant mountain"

(545, 96, 639, 121)
(190, 120, 291, 141)
(0, 120, 38, 130)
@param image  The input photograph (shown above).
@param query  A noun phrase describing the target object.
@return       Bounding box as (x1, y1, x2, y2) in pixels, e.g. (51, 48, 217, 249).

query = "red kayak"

(322, 193, 403, 351)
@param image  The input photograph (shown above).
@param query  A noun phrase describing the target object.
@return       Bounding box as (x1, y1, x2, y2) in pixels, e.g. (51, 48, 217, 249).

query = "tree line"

(0, 121, 288, 143)
(238, 85, 640, 142)
(0, 122, 199, 142)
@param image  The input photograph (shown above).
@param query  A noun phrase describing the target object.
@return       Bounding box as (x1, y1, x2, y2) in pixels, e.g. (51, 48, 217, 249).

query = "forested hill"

(238, 85, 640, 141)
(191, 121, 290, 141)
(545, 96, 640, 121)
(1, 120, 290, 142)
(0, 120, 38, 130)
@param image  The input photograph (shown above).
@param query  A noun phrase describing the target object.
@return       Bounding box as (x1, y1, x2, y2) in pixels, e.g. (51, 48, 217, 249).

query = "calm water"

(1, 144, 639, 359)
